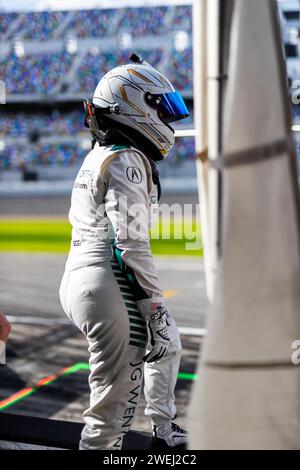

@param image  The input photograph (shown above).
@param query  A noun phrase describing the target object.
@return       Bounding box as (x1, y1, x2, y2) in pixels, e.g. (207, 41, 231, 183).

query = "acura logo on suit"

(126, 166, 143, 184)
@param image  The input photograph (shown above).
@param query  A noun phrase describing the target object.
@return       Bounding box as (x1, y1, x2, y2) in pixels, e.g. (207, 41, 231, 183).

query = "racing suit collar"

(92, 116, 161, 201)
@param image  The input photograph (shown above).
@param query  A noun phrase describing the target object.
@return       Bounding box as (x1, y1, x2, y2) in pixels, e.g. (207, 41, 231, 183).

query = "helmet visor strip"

(147, 91, 189, 123)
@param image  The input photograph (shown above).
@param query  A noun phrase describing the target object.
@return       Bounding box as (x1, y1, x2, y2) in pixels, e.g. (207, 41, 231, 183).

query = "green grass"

(0, 219, 203, 256)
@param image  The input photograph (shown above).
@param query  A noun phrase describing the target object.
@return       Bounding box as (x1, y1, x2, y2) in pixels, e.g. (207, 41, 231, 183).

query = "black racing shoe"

(152, 422, 188, 449)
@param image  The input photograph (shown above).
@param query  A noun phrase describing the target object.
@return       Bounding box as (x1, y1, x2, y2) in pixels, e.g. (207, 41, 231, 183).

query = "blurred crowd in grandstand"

(62, 9, 114, 39)
(0, 4, 299, 174)
(0, 111, 83, 137)
(16, 11, 67, 41)
(73, 49, 164, 94)
(0, 45, 193, 95)
(168, 48, 193, 93)
(0, 46, 193, 95)
(0, 7, 193, 95)
(0, 6, 196, 172)
(1, 52, 74, 95)
(0, 143, 83, 169)
(118, 7, 167, 36)
(0, 7, 192, 40)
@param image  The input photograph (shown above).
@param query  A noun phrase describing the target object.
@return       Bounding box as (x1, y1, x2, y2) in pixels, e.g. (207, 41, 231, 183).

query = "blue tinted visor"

(150, 91, 189, 123)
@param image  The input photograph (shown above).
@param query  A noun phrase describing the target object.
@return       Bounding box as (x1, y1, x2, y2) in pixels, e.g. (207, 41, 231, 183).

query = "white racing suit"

(59, 143, 182, 450)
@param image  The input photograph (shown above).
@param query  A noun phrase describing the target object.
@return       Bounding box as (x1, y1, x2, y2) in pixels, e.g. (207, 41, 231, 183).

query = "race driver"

(59, 54, 189, 450)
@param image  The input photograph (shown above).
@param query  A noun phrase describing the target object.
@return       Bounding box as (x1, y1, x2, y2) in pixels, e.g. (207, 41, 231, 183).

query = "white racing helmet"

(92, 54, 189, 159)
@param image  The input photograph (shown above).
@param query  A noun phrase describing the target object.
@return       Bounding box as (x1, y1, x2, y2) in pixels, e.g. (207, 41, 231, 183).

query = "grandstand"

(0, 1, 299, 185)
(0, 4, 195, 184)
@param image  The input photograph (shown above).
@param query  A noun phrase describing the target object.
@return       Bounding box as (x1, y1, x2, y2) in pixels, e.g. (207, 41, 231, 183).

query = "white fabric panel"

(205, 156, 300, 362)
(189, 0, 300, 449)
(190, 367, 300, 450)
(223, 0, 286, 148)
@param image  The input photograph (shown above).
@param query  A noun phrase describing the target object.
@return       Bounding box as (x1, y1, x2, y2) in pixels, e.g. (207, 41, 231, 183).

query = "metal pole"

(192, 0, 211, 299)
(193, 0, 222, 301)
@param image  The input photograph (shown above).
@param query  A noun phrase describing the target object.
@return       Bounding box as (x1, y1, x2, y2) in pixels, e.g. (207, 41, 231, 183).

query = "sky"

(0, 0, 193, 12)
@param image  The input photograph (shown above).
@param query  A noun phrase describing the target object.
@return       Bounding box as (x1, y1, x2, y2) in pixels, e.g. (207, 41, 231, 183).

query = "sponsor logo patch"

(126, 167, 142, 184)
